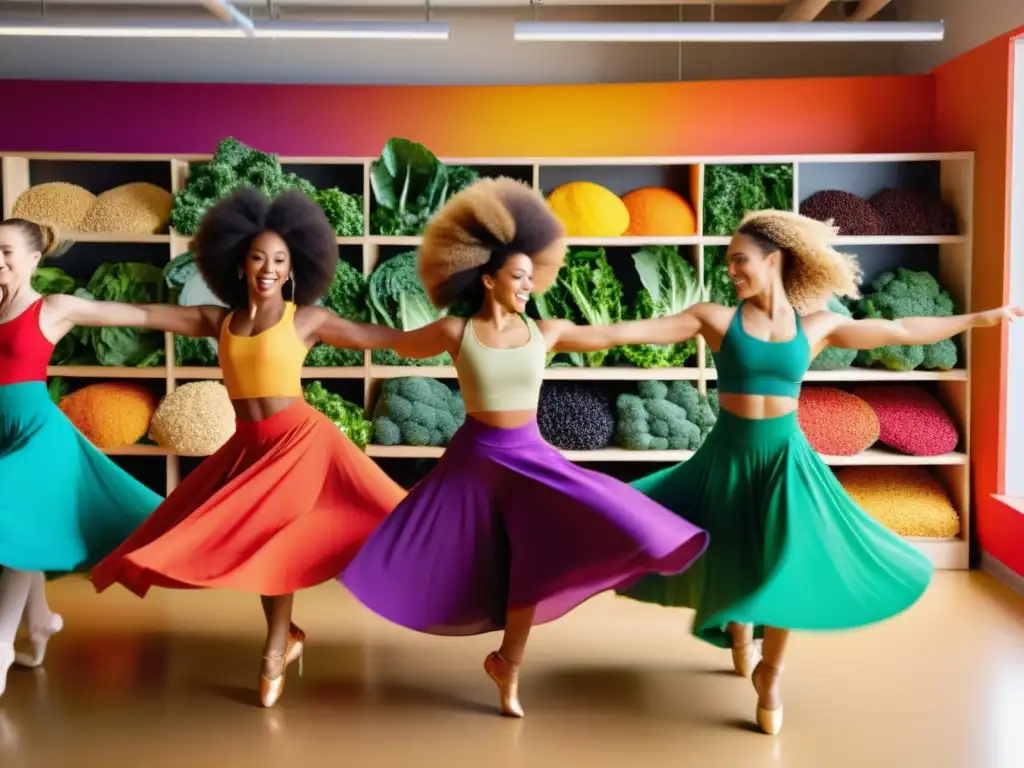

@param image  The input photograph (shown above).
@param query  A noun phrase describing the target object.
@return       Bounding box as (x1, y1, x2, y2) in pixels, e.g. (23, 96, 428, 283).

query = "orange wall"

(934, 27, 1024, 572)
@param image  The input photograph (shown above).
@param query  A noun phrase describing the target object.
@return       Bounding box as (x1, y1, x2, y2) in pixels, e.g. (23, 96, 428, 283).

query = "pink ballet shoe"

(484, 651, 524, 718)
(15, 612, 63, 668)
(0, 643, 14, 698)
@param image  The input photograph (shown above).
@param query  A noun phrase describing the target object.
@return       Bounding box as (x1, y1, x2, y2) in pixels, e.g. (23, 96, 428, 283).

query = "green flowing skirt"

(0, 381, 162, 574)
(617, 409, 935, 648)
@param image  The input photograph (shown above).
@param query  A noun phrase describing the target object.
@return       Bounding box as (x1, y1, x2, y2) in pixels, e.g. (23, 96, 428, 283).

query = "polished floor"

(1, 571, 1022, 768)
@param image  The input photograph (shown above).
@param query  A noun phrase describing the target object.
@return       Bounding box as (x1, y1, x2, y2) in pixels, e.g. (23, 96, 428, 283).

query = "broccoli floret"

(855, 268, 960, 371)
(372, 377, 466, 447)
(537, 382, 616, 450)
(313, 188, 365, 237)
(810, 296, 859, 371)
(614, 380, 718, 451)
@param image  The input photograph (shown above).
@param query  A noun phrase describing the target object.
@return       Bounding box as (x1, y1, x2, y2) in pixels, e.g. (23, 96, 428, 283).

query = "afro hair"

(417, 176, 566, 309)
(191, 185, 338, 309)
(736, 209, 863, 313)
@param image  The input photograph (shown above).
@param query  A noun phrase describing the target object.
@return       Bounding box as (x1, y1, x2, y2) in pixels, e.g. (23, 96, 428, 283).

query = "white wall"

(1005, 39, 1023, 497)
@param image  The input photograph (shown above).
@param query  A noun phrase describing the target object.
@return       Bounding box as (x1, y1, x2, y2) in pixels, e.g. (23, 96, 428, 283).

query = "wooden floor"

(1, 571, 1023, 768)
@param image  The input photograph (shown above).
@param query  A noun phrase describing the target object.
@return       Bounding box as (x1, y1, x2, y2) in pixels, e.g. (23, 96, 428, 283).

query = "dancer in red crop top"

(0, 219, 163, 698)
(88, 187, 412, 708)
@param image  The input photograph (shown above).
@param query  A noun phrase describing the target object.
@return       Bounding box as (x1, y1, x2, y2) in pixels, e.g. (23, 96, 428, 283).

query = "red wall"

(934, 28, 1024, 573)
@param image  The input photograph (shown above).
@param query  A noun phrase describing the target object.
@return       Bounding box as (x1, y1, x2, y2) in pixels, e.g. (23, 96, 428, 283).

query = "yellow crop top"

(455, 315, 547, 413)
(218, 302, 307, 400)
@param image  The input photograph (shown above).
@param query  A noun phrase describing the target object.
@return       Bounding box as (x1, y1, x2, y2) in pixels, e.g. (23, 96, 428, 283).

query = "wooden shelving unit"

(1, 150, 975, 570)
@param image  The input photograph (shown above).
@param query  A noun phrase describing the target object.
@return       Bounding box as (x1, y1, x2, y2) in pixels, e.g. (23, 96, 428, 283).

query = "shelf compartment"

(47, 365, 168, 378)
(703, 369, 969, 382)
(174, 366, 366, 380)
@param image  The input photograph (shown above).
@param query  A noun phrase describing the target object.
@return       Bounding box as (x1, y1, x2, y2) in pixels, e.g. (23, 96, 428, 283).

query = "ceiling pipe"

(200, 0, 255, 36)
(777, 0, 831, 21)
(841, 0, 893, 22)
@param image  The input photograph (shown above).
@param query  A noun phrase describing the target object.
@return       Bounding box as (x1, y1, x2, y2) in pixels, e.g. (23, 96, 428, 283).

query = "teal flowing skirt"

(0, 381, 162, 574)
(617, 409, 935, 648)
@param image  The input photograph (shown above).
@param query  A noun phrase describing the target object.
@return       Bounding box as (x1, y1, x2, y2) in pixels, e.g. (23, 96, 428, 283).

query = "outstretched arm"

(824, 306, 1022, 350)
(540, 306, 706, 353)
(49, 294, 225, 338)
(313, 310, 459, 360)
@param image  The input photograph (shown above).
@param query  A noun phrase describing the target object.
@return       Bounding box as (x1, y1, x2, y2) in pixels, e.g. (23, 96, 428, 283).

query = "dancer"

(340, 177, 710, 717)
(0, 218, 163, 697)
(583, 209, 1018, 735)
(89, 187, 411, 707)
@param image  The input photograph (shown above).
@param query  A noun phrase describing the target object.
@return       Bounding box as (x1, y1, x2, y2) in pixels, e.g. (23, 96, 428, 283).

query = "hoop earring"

(289, 271, 296, 300)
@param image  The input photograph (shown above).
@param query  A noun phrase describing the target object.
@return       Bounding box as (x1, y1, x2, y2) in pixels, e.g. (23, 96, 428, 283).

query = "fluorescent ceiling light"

(0, 17, 449, 41)
(514, 21, 945, 43)
(252, 20, 451, 40)
(0, 19, 247, 38)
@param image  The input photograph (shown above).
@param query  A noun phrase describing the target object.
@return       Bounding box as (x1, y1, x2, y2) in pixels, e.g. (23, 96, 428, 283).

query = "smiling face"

(0, 224, 42, 292)
(482, 252, 534, 314)
(726, 233, 781, 302)
(243, 230, 292, 301)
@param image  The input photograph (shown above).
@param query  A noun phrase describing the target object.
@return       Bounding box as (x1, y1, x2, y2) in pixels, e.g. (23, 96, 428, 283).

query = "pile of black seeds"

(869, 188, 960, 236)
(800, 189, 884, 236)
(537, 381, 616, 451)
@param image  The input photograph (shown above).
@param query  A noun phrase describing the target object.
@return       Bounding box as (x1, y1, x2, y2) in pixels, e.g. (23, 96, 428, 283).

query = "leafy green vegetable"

(367, 251, 450, 367)
(531, 247, 625, 368)
(31, 266, 89, 365)
(170, 137, 362, 236)
(703, 164, 793, 236)
(75, 263, 166, 367)
(302, 381, 372, 450)
(163, 252, 222, 367)
(305, 259, 368, 368)
(619, 246, 701, 369)
(854, 268, 959, 371)
(372, 377, 466, 447)
(702, 246, 738, 307)
(312, 188, 365, 237)
(368, 138, 479, 236)
(46, 376, 70, 404)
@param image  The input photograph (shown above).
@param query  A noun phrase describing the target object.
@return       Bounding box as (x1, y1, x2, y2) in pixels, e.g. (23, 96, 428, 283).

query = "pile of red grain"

(797, 387, 879, 455)
(799, 189, 884, 236)
(853, 385, 959, 456)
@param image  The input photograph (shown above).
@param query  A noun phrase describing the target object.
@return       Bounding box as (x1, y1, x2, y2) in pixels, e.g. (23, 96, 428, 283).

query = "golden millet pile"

(837, 465, 960, 538)
(149, 381, 236, 456)
(59, 382, 158, 449)
(12, 182, 97, 232)
(78, 182, 173, 234)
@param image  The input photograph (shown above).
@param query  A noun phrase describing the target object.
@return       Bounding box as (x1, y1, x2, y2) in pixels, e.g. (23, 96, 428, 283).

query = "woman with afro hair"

(89, 186, 410, 708)
(339, 177, 711, 718)
(577, 209, 1015, 735)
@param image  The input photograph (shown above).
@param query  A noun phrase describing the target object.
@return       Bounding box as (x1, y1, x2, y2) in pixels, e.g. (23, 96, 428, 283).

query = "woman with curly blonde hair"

(339, 177, 710, 717)
(590, 209, 1019, 735)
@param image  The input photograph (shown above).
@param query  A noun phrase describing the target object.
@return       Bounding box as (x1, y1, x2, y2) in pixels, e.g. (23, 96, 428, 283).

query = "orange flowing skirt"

(90, 399, 405, 597)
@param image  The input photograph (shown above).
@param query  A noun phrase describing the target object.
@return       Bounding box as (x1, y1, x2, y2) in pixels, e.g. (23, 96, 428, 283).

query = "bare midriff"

(467, 408, 538, 429)
(718, 393, 798, 421)
(231, 396, 299, 422)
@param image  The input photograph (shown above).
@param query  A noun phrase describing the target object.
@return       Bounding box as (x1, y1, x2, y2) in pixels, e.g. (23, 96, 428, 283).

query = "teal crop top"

(455, 315, 547, 413)
(712, 301, 810, 399)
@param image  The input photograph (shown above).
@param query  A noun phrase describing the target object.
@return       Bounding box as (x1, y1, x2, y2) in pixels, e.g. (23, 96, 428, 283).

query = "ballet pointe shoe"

(15, 612, 64, 669)
(731, 639, 760, 678)
(259, 625, 306, 708)
(483, 651, 524, 718)
(752, 661, 784, 735)
(0, 644, 13, 699)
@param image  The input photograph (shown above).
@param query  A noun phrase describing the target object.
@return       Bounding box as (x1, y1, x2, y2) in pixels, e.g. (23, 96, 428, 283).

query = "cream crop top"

(455, 315, 547, 413)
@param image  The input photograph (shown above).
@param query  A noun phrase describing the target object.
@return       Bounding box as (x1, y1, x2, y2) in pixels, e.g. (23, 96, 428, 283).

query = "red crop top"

(0, 298, 53, 386)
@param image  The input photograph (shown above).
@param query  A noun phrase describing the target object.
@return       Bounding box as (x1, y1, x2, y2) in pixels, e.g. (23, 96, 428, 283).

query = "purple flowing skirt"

(339, 415, 709, 636)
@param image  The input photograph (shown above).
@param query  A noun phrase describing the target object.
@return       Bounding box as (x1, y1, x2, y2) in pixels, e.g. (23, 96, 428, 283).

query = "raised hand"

(974, 305, 1024, 328)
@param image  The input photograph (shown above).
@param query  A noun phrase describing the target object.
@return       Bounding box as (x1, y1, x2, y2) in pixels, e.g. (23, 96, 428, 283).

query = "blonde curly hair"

(417, 177, 566, 309)
(735, 209, 863, 313)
